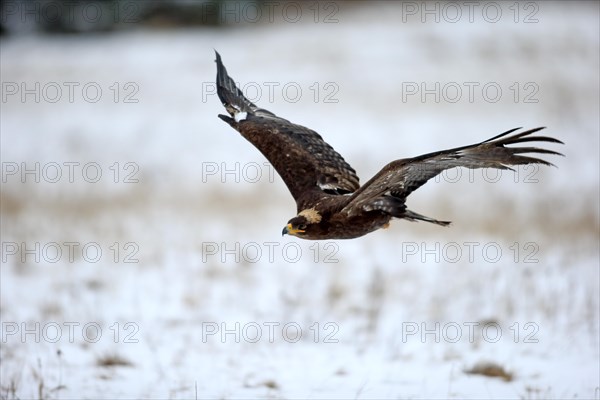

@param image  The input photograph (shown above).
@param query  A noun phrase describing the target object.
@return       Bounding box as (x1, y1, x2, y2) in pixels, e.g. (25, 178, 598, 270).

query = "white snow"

(1, 2, 599, 398)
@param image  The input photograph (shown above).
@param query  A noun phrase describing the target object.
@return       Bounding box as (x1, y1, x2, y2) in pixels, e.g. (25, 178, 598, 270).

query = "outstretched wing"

(215, 51, 359, 209)
(343, 127, 564, 219)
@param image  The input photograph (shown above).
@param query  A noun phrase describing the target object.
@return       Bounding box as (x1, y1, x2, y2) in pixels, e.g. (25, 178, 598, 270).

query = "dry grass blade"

(464, 361, 513, 382)
(96, 353, 134, 368)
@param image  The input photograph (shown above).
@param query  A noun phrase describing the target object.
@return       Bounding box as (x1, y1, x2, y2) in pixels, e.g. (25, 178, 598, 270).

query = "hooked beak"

(282, 223, 305, 236)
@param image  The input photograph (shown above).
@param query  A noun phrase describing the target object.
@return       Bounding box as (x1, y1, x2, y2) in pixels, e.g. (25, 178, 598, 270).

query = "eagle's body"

(215, 51, 563, 240)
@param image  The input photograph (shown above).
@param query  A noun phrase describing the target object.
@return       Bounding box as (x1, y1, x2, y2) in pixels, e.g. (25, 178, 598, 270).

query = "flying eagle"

(215, 51, 563, 240)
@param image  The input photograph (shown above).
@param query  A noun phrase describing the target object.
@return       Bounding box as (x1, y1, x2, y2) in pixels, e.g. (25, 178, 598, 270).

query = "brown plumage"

(214, 51, 563, 240)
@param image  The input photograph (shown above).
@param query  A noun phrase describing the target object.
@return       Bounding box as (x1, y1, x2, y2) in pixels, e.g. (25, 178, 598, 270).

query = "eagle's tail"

(403, 210, 451, 226)
(365, 196, 451, 226)
(215, 50, 258, 119)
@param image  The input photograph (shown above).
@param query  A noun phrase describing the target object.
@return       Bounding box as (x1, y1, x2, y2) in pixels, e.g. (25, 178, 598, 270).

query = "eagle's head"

(282, 216, 309, 237)
(282, 208, 322, 237)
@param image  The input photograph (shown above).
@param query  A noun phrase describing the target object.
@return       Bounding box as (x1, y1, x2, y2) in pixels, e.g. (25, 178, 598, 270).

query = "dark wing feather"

(215, 51, 360, 208)
(215, 51, 275, 118)
(343, 127, 564, 217)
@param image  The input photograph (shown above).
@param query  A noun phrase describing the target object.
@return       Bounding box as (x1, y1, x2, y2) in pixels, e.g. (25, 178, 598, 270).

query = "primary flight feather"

(215, 51, 563, 240)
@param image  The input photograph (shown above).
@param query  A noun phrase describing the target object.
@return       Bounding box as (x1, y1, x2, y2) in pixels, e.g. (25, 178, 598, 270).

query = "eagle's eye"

(298, 224, 307, 231)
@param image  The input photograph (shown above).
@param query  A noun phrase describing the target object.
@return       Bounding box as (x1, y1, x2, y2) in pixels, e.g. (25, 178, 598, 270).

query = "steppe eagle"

(215, 51, 563, 240)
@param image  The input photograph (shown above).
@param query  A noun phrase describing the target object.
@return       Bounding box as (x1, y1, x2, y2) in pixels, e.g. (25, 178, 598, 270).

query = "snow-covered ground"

(1, 2, 599, 398)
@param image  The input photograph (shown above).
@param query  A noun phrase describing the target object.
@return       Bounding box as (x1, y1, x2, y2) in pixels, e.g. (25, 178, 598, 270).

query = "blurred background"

(1, 1, 598, 398)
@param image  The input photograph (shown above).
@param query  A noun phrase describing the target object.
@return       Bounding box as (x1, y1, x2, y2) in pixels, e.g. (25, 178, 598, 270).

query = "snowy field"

(1, 1, 599, 398)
